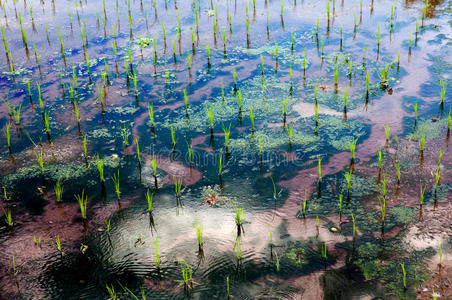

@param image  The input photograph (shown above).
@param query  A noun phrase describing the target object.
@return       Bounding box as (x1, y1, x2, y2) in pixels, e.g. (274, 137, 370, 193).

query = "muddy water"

(0, 0, 451, 299)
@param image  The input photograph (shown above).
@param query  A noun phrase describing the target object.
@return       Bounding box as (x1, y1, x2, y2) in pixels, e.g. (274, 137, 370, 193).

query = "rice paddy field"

(0, 0, 451, 298)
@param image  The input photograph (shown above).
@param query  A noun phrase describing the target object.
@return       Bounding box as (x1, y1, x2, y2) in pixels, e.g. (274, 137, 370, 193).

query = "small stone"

(330, 227, 339, 232)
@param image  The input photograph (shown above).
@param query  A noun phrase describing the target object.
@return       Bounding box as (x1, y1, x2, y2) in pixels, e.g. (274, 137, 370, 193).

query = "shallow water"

(0, 0, 451, 299)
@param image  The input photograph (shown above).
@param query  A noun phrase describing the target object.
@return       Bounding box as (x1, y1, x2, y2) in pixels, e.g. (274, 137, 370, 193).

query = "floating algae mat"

(0, 0, 451, 299)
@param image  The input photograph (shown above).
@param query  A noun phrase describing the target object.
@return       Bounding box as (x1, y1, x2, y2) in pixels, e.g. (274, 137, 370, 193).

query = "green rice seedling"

(340, 24, 343, 49)
(338, 194, 343, 215)
(326, 1, 330, 23)
(1, 26, 8, 55)
(448, 109, 451, 133)
(413, 101, 418, 125)
(206, 106, 214, 132)
(44, 111, 50, 134)
(266, 10, 269, 34)
(178, 260, 194, 290)
(187, 141, 194, 164)
(75, 190, 88, 219)
(12, 256, 19, 277)
(121, 126, 130, 147)
(145, 189, 153, 213)
(439, 243, 442, 266)
(55, 235, 63, 255)
(280, 0, 284, 16)
(3, 207, 12, 227)
(58, 26, 64, 57)
(96, 155, 105, 183)
(148, 104, 154, 127)
(132, 73, 138, 96)
(105, 218, 111, 235)
(33, 44, 40, 67)
(344, 171, 352, 192)
(287, 124, 293, 144)
(183, 90, 189, 116)
(366, 70, 370, 95)
(394, 161, 401, 184)
(111, 170, 121, 200)
(400, 263, 407, 290)
(187, 51, 192, 69)
(322, 242, 327, 260)
(170, 126, 176, 150)
(334, 64, 339, 87)
(231, 202, 244, 228)
(37, 83, 43, 111)
(27, 79, 32, 99)
(174, 176, 183, 197)
(303, 51, 307, 74)
(419, 127, 425, 153)
(434, 167, 440, 193)
(377, 25, 380, 48)
(73, 102, 81, 125)
(378, 195, 386, 223)
(106, 284, 117, 300)
(439, 78, 446, 104)
(316, 18, 319, 37)
(419, 184, 426, 206)
(226, 276, 230, 297)
(195, 222, 203, 251)
(218, 149, 223, 176)
(318, 156, 322, 182)
(349, 137, 358, 160)
(232, 68, 238, 91)
(54, 178, 63, 202)
(351, 214, 356, 238)
(249, 108, 255, 132)
(408, 29, 413, 49)
(34, 148, 44, 175)
(299, 190, 307, 217)
(377, 149, 382, 170)
(321, 37, 324, 56)
(223, 123, 231, 150)
(282, 96, 287, 120)
(384, 125, 390, 141)
(273, 250, 280, 272)
(151, 154, 157, 178)
(343, 87, 348, 112)
(18, 13, 27, 47)
(233, 234, 242, 260)
(378, 64, 390, 88)
(3, 123, 11, 149)
(154, 237, 161, 269)
(314, 103, 319, 126)
(135, 138, 140, 164)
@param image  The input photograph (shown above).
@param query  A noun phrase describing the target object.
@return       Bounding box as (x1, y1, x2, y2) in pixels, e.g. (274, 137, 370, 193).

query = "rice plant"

(439, 78, 446, 104)
(206, 106, 214, 132)
(55, 235, 63, 255)
(75, 190, 88, 219)
(223, 123, 231, 150)
(400, 263, 407, 290)
(145, 189, 153, 213)
(121, 126, 130, 147)
(439, 242, 442, 266)
(34, 148, 45, 175)
(111, 170, 121, 200)
(378, 194, 386, 223)
(154, 237, 161, 269)
(96, 155, 105, 183)
(351, 214, 356, 238)
(299, 190, 307, 217)
(3, 123, 11, 149)
(3, 207, 12, 227)
(106, 284, 117, 300)
(44, 111, 50, 134)
(419, 127, 425, 153)
(377, 149, 383, 170)
(317, 156, 322, 182)
(338, 194, 343, 216)
(273, 250, 280, 272)
(218, 149, 223, 176)
(54, 178, 64, 202)
(151, 154, 158, 178)
(174, 176, 183, 198)
(344, 171, 352, 192)
(249, 108, 255, 132)
(413, 101, 418, 125)
(226, 276, 230, 298)
(384, 125, 390, 141)
(195, 222, 203, 251)
(12, 104, 21, 125)
(233, 234, 242, 260)
(148, 104, 155, 127)
(349, 137, 358, 160)
(231, 202, 244, 229)
(419, 184, 426, 206)
(178, 260, 194, 290)
(170, 126, 176, 151)
(321, 242, 327, 260)
(434, 167, 440, 193)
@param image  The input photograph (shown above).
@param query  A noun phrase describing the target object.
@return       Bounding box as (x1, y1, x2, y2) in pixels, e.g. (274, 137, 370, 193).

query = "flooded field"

(0, 0, 451, 299)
